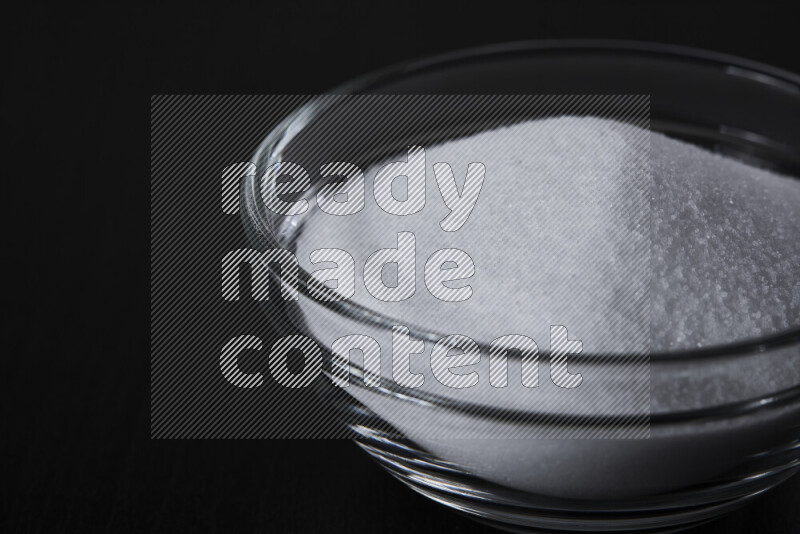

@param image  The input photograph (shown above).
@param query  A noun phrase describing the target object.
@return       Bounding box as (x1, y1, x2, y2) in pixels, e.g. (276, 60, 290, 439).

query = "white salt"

(290, 117, 800, 498)
(295, 117, 800, 352)
(651, 133, 800, 350)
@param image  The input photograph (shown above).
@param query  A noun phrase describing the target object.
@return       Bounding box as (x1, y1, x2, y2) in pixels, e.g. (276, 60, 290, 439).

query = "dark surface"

(4, 1, 800, 533)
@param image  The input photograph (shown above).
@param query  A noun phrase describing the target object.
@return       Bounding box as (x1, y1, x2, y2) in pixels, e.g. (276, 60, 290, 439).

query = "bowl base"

(355, 428, 800, 533)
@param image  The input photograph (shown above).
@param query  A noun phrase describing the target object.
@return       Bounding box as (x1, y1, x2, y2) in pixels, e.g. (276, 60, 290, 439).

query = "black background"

(4, 2, 800, 533)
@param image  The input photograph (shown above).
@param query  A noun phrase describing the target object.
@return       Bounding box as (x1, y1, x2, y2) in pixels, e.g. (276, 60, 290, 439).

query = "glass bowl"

(241, 41, 800, 532)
